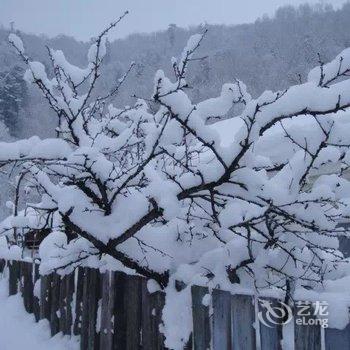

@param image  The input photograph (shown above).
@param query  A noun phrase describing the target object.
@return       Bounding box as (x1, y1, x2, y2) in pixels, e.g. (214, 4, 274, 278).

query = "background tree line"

(0, 3, 350, 138)
(0, 2, 350, 218)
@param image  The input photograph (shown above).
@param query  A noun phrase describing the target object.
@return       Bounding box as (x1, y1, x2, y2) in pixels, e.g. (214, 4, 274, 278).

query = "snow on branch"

(308, 48, 350, 87)
(8, 33, 24, 54)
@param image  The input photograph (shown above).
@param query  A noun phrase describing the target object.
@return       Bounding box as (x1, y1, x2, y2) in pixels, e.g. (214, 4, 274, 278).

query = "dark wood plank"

(59, 273, 74, 335)
(141, 280, 166, 350)
(212, 289, 232, 350)
(8, 260, 20, 296)
(258, 298, 282, 350)
(100, 271, 110, 349)
(191, 285, 210, 350)
(87, 268, 101, 350)
(80, 267, 90, 350)
(0, 259, 6, 273)
(294, 302, 321, 350)
(73, 267, 84, 336)
(153, 291, 166, 349)
(40, 273, 52, 321)
(19, 261, 25, 301)
(113, 272, 127, 350)
(125, 275, 142, 350)
(100, 271, 115, 350)
(141, 280, 153, 349)
(79, 267, 101, 350)
(50, 273, 61, 336)
(59, 274, 67, 334)
(33, 263, 40, 321)
(231, 294, 256, 350)
(21, 261, 34, 314)
(325, 324, 350, 350)
(65, 272, 75, 335)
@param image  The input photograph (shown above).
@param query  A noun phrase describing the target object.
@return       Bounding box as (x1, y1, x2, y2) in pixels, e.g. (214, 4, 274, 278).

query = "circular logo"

(258, 299, 293, 328)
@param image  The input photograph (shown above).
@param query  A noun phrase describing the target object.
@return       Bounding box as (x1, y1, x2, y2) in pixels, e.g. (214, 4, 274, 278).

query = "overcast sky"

(0, 0, 348, 41)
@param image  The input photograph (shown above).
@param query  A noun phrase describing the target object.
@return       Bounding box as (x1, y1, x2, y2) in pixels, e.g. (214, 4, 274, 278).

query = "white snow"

(0, 278, 78, 350)
(308, 47, 350, 86)
(5, 27, 350, 349)
(8, 33, 24, 53)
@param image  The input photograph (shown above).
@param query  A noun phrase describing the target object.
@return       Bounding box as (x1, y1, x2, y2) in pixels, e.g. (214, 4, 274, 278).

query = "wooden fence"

(1, 259, 349, 350)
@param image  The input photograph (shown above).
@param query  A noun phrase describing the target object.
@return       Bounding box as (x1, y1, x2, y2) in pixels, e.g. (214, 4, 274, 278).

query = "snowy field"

(0, 278, 78, 350)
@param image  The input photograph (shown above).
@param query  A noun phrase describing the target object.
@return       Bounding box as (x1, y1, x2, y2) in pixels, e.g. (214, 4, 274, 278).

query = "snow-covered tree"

(0, 65, 27, 136)
(2, 15, 350, 311)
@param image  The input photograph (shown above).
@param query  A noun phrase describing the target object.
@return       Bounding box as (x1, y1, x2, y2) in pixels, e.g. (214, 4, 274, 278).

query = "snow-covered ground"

(0, 278, 79, 350)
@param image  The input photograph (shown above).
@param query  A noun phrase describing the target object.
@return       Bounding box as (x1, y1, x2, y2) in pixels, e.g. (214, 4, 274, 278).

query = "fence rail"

(1, 259, 349, 350)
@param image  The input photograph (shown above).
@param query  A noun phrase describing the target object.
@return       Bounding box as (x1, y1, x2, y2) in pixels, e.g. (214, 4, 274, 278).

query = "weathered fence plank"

(325, 324, 350, 350)
(59, 274, 67, 334)
(18, 261, 24, 298)
(231, 294, 256, 350)
(80, 268, 100, 350)
(100, 271, 115, 350)
(141, 281, 166, 350)
(21, 261, 34, 314)
(0, 259, 6, 273)
(212, 289, 232, 350)
(113, 272, 127, 349)
(59, 273, 74, 335)
(88, 268, 101, 350)
(73, 267, 84, 336)
(125, 275, 142, 350)
(294, 303, 321, 350)
(191, 285, 210, 350)
(80, 268, 90, 350)
(33, 263, 40, 321)
(66, 272, 75, 335)
(8, 260, 20, 296)
(50, 273, 61, 336)
(259, 298, 282, 350)
(40, 273, 52, 321)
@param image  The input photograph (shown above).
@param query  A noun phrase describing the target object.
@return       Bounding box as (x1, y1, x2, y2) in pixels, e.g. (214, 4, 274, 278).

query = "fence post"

(231, 294, 256, 350)
(191, 285, 210, 350)
(325, 324, 350, 350)
(258, 298, 282, 350)
(212, 289, 232, 350)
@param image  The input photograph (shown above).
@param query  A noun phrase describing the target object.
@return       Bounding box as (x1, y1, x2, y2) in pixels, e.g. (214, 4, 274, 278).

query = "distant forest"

(0, 2, 350, 140)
